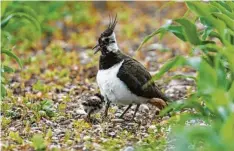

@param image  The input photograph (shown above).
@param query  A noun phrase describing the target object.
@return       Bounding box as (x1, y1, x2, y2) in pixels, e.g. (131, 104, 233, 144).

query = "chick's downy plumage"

(82, 93, 104, 119)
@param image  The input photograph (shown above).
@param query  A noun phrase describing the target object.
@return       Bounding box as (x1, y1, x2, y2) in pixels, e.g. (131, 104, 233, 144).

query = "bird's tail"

(148, 98, 167, 110)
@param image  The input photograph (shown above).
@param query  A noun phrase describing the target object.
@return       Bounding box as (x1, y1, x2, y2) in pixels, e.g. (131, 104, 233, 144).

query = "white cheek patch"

(107, 43, 118, 52)
(107, 33, 118, 52)
(108, 33, 116, 40)
(101, 32, 119, 53)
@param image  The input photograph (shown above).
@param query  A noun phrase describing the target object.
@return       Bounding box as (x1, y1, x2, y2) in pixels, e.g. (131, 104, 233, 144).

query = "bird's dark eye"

(104, 39, 109, 43)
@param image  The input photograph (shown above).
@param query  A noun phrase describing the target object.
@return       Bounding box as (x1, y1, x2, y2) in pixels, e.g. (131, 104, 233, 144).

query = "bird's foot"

(84, 117, 100, 124)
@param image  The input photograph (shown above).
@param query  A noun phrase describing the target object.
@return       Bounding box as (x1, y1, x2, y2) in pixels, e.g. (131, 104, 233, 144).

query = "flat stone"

(111, 118, 125, 123)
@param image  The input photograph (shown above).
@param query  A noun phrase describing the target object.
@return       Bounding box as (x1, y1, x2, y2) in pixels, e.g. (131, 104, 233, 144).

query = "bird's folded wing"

(117, 58, 169, 101)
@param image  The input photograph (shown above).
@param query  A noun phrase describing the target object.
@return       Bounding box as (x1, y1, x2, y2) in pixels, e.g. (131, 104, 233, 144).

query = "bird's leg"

(131, 104, 140, 121)
(85, 109, 94, 122)
(119, 104, 132, 119)
(104, 100, 111, 118)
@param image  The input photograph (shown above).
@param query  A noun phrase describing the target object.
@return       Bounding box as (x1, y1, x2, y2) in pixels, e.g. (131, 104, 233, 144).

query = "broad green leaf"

(175, 126, 223, 151)
(212, 12, 234, 32)
(210, 2, 234, 20)
(197, 60, 217, 95)
(1, 49, 23, 68)
(220, 46, 234, 73)
(186, 56, 202, 70)
(216, 1, 232, 12)
(199, 16, 227, 45)
(214, 54, 229, 90)
(162, 25, 187, 42)
(186, 1, 218, 17)
(226, 1, 234, 11)
(220, 114, 234, 145)
(175, 18, 202, 45)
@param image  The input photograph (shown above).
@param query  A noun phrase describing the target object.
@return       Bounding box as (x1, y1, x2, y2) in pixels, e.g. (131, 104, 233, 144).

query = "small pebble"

(111, 118, 125, 123)
(139, 104, 149, 113)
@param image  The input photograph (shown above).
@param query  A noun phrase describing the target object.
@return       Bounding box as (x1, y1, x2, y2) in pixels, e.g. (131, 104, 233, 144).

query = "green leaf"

(149, 56, 201, 84)
(175, 126, 223, 151)
(9, 131, 23, 144)
(228, 82, 234, 101)
(137, 28, 165, 51)
(220, 114, 234, 145)
(214, 54, 229, 90)
(137, 24, 186, 51)
(4, 4, 38, 20)
(1, 12, 41, 37)
(1, 84, 7, 100)
(41, 100, 55, 117)
(210, 1, 234, 20)
(1, 1, 12, 15)
(1, 65, 14, 73)
(175, 18, 202, 45)
(150, 56, 185, 81)
(216, 1, 233, 12)
(226, 1, 234, 11)
(186, 1, 218, 17)
(199, 16, 227, 45)
(197, 60, 217, 95)
(1, 49, 23, 68)
(201, 27, 213, 40)
(162, 25, 187, 42)
(31, 134, 46, 151)
(159, 100, 185, 116)
(212, 12, 234, 32)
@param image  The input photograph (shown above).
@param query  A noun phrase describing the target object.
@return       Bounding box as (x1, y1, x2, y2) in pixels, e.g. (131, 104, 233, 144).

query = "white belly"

(96, 60, 148, 105)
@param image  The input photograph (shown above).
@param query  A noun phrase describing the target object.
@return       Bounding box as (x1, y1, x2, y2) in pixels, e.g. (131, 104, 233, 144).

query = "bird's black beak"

(93, 43, 101, 54)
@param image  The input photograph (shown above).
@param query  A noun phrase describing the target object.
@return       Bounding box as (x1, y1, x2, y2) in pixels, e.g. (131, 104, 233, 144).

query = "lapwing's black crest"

(93, 15, 118, 55)
(101, 14, 117, 37)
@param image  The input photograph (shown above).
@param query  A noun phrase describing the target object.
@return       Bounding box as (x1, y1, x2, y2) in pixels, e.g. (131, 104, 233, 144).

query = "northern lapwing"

(93, 15, 170, 120)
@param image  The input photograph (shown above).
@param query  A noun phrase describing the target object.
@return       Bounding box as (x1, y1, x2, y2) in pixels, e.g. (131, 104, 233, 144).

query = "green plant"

(138, 1, 234, 150)
(31, 134, 46, 151)
(1, 49, 22, 100)
(9, 131, 23, 144)
(1, 1, 41, 47)
(1, 2, 41, 100)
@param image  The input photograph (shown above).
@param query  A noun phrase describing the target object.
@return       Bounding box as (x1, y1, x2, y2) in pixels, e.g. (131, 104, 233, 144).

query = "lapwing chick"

(93, 15, 170, 121)
(82, 93, 104, 121)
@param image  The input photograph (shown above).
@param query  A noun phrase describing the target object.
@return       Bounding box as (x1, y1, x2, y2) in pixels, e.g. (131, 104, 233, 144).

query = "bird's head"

(93, 15, 119, 55)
